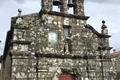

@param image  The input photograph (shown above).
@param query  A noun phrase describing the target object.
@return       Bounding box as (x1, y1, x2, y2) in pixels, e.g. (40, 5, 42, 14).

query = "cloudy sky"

(0, 0, 120, 55)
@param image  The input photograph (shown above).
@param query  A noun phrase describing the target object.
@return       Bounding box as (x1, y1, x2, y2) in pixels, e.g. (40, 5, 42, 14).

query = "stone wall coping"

(39, 10, 90, 20)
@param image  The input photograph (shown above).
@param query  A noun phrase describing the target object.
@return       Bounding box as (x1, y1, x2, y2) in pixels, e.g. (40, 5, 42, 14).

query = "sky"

(0, 0, 120, 55)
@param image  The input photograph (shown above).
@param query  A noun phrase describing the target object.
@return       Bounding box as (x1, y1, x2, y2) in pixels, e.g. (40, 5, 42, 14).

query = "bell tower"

(41, 0, 84, 15)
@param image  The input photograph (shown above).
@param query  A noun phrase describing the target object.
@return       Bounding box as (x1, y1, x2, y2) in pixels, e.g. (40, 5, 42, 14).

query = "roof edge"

(85, 24, 111, 38)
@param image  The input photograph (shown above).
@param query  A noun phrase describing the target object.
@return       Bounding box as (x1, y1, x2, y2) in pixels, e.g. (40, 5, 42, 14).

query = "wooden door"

(59, 73, 75, 80)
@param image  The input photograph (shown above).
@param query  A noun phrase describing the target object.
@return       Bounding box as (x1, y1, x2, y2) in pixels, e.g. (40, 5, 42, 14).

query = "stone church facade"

(2, 0, 115, 80)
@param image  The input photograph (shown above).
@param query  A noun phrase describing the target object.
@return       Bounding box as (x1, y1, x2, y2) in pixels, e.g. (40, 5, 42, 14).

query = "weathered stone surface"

(5, 12, 111, 80)
(2, 0, 113, 80)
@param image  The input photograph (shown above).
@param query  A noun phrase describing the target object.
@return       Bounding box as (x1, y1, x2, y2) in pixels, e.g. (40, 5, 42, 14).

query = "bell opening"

(68, 7, 74, 14)
(52, 5, 60, 12)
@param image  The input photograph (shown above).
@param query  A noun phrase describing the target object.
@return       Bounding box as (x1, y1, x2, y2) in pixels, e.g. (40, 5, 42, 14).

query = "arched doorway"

(59, 73, 75, 80)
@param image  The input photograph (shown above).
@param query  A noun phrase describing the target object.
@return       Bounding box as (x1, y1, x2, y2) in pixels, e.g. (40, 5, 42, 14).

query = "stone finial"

(16, 9, 23, 24)
(113, 49, 116, 52)
(101, 20, 108, 35)
(102, 20, 105, 24)
(101, 20, 107, 29)
(18, 9, 22, 17)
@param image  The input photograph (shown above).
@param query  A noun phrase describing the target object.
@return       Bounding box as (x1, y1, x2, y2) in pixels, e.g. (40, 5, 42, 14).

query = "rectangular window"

(63, 25, 71, 38)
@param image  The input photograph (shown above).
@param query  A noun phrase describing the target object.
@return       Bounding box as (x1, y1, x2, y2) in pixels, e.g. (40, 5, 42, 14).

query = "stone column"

(41, 0, 53, 12)
(60, 0, 68, 13)
(74, 0, 84, 16)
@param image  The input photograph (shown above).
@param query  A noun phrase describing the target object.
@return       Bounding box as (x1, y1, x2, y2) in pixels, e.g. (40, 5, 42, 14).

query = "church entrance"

(59, 73, 75, 80)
